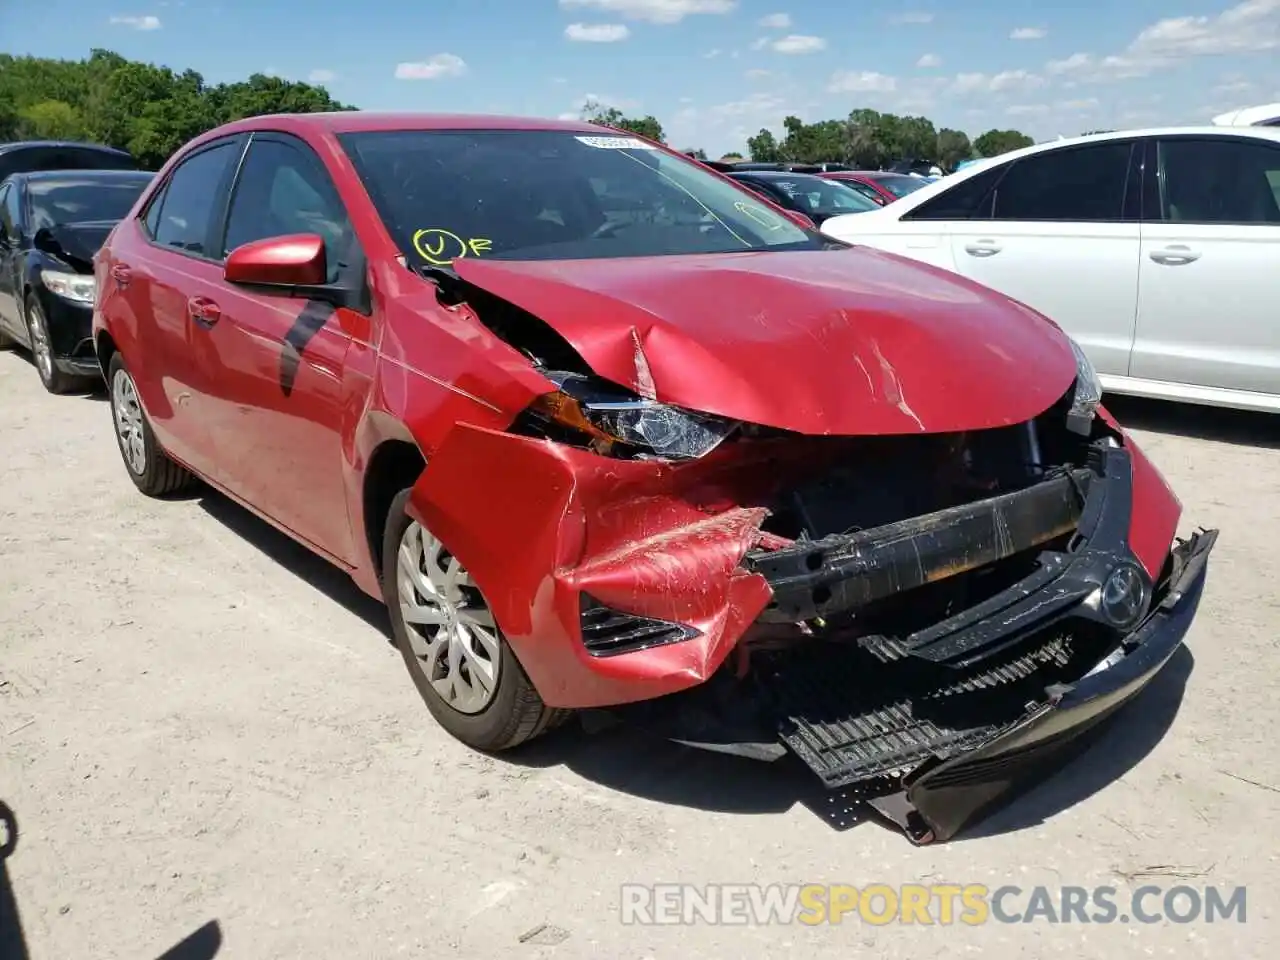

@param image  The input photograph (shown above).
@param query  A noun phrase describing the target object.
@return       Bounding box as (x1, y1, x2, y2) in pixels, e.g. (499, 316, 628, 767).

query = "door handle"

(110, 264, 132, 287)
(187, 296, 221, 327)
(1149, 245, 1201, 266)
(963, 240, 1002, 257)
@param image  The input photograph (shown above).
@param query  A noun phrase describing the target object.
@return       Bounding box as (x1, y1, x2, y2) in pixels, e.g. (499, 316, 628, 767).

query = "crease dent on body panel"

(630, 326, 657, 400)
(869, 339, 925, 431)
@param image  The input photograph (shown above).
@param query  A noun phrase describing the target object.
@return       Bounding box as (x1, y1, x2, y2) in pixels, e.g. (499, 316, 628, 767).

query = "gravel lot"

(1, 346, 1277, 959)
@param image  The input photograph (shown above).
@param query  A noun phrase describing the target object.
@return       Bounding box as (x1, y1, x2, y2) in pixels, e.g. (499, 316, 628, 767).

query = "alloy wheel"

(397, 521, 501, 715)
(111, 368, 147, 475)
(26, 305, 54, 385)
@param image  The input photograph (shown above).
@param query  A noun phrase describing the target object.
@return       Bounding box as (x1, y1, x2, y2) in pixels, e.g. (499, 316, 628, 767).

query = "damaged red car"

(92, 113, 1217, 842)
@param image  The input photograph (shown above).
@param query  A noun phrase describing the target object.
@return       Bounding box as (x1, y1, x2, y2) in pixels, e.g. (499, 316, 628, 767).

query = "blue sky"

(6, 0, 1280, 156)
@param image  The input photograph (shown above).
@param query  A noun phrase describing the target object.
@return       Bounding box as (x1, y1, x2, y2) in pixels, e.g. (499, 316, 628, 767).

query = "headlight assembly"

(41, 269, 96, 305)
(1066, 336, 1102, 435)
(527, 373, 739, 460)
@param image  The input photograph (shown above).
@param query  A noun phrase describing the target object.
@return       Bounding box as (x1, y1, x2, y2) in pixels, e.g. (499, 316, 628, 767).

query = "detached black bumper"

(870, 526, 1215, 843)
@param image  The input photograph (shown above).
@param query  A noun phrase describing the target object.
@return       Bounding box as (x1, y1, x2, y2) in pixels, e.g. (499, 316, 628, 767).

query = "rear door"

(946, 139, 1143, 378)
(118, 136, 244, 473)
(187, 132, 366, 562)
(1132, 134, 1280, 399)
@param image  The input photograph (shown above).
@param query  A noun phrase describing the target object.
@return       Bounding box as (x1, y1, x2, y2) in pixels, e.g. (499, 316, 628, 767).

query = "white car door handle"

(964, 240, 1002, 257)
(1149, 245, 1201, 265)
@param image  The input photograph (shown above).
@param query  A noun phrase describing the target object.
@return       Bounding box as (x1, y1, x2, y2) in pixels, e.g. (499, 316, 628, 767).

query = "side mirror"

(224, 233, 327, 288)
(783, 209, 817, 230)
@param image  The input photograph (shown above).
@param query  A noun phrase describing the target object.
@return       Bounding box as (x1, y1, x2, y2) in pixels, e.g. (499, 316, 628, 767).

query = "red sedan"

(821, 170, 931, 205)
(93, 112, 1216, 842)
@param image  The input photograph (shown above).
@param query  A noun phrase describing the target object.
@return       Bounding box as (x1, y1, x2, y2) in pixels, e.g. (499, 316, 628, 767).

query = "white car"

(820, 127, 1280, 414)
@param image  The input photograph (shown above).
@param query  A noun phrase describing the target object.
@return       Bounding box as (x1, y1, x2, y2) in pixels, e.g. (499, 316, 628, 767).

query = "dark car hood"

(33, 220, 116, 272)
(452, 248, 1077, 435)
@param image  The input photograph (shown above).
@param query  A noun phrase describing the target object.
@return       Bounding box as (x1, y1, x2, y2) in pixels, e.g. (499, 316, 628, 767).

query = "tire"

(106, 352, 194, 497)
(25, 296, 82, 395)
(382, 488, 568, 750)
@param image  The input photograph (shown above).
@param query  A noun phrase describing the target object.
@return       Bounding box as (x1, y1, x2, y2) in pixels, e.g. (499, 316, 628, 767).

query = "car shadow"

(1, 801, 222, 960)
(194, 490, 390, 639)
(182, 485, 1191, 841)
(1104, 395, 1280, 449)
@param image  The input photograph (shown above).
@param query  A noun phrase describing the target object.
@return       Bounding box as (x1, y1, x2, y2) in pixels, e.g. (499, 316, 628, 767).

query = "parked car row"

(0, 113, 1224, 843)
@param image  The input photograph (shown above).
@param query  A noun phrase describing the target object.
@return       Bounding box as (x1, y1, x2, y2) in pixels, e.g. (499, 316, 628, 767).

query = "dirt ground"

(1, 346, 1277, 959)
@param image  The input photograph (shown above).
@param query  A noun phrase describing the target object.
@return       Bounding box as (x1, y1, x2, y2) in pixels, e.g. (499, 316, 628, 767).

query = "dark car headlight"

(527, 373, 739, 460)
(1066, 336, 1102, 435)
(41, 269, 96, 305)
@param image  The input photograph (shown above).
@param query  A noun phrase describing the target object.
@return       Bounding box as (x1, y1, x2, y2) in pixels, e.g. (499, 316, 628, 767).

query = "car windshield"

(339, 129, 824, 263)
(763, 176, 882, 216)
(27, 176, 150, 229)
(873, 174, 929, 198)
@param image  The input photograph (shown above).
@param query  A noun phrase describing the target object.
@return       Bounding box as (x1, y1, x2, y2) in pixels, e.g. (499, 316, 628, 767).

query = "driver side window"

(221, 137, 355, 282)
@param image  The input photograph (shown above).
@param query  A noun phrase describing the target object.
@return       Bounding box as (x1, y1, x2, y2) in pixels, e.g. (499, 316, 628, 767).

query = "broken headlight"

(527, 373, 739, 460)
(1066, 336, 1102, 435)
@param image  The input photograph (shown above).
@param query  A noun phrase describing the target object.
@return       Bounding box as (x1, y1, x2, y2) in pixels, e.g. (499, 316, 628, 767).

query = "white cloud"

(557, 0, 736, 24)
(1010, 27, 1047, 40)
(109, 14, 161, 29)
(916, 52, 941, 67)
(770, 34, 826, 54)
(708, 92, 787, 120)
(703, 48, 722, 58)
(951, 69, 1045, 95)
(565, 22, 630, 41)
(394, 54, 468, 80)
(1045, 0, 1280, 83)
(307, 69, 336, 83)
(551, 76, 569, 84)
(749, 37, 770, 50)
(890, 12, 934, 25)
(1059, 97, 1100, 110)
(758, 12, 791, 28)
(745, 68, 774, 79)
(827, 70, 897, 93)
(1006, 103, 1050, 116)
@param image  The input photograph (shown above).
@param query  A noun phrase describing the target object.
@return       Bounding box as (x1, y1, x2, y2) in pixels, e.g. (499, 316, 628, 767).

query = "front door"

(947, 139, 1143, 378)
(1132, 135, 1280, 399)
(187, 132, 365, 563)
(0, 182, 22, 337)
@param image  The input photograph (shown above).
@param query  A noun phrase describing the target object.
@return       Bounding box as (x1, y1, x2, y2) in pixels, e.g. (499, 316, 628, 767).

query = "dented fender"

(408, 423, 773, 708)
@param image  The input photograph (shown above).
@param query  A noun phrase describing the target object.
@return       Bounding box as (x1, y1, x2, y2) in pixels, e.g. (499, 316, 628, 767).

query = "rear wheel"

(382, 488, 567, 750)
(107, 353, 194, 497)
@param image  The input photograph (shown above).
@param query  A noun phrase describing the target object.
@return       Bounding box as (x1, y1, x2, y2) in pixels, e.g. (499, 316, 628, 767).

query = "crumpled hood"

(34, 220, 115, 271)
(453, 248, 1077, 435)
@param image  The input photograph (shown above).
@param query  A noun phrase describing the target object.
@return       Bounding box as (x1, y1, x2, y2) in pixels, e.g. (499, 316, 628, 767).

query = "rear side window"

(990, 142, 1134, 221)
(0, 183, 17, 241)
(152, 142, 239, 256)
(903, 164, 1004, 221)
(1157, 138, 1280, 225)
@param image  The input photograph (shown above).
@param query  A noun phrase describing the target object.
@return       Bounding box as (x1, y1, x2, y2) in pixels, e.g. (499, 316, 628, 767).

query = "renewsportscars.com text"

(619, 883, 1247, 926)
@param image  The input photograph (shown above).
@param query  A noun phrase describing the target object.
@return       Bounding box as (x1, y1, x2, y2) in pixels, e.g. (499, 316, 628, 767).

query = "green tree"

(746, 128, 782, 162)
(17, 100, 86, 140)
(0, 50, 353, 167)
(936, 128, 973, 170)
(973, 129, 1035, 158)
(581, 101, 665, 143)
(719, 152, 744, 162)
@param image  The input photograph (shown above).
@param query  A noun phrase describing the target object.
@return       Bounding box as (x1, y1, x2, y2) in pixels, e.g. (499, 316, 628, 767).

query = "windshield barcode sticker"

(575, 135, 656, 150)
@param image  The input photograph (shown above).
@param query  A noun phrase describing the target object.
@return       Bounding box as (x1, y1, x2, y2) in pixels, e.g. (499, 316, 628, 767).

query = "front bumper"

(35, 291, 98, 377)
(867, 525, 1214, 843)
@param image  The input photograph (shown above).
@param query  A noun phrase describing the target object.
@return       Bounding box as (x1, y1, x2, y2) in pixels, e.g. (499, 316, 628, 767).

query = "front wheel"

(382, 488, 567, 750)
(107, 353, 194, 497)
(26, 297, 81, 394)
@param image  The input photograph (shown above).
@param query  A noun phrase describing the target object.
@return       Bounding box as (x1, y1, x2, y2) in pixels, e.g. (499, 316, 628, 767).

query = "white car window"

(1158, 138, 1280, 225)
(989, 142, 1134, 222)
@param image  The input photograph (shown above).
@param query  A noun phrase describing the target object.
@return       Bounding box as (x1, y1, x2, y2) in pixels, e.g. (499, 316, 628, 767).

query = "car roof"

(206, 111, 623, 138)
(729, 170, 830, 182)
(0, 140, 133, 157)
(18, 169, 153, 183)
(867, 124, 1280, 216)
